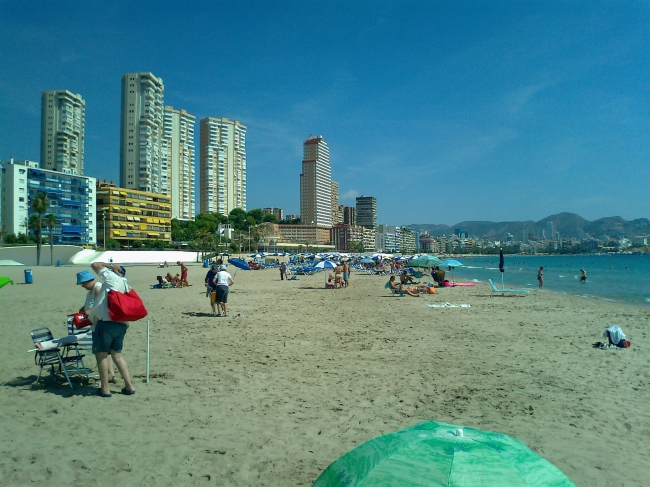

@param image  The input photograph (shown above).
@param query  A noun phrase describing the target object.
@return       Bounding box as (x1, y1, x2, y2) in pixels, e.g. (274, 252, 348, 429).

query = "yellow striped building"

(96, 182, 171, 246)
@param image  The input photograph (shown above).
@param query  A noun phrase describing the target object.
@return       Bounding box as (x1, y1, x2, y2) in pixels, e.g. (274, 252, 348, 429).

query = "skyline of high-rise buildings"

(163, 106, 196, 221)
(120, 72, 165, 194)
(199, 117, 247, 216)
(300, 135, 332, 227)
(40, 90, 85, 175)
(5, 73, 395, 250)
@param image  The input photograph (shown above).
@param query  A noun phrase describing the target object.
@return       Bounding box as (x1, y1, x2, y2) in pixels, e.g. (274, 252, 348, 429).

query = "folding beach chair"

(487, 279, 529, 296)
(385, 282, 404, 296)
(31, 327, 88, 388)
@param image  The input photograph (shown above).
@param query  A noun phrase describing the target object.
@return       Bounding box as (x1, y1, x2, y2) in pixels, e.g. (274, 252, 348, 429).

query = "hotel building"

(331, 181, 339, 225)
(1, 159, 96, 245)
(95, 182, 171, 247)
(356, 196, 377, 230)
(277, 224, 332, 246)
(300, 135, 332, 227)
(340, 205, 356, 226)
(199, 117, 247, 216)
(331, 223, 365, 251)
(41, 90, 85, 175)
(163, 107, 196, 221)
(120, 72, 165, 194)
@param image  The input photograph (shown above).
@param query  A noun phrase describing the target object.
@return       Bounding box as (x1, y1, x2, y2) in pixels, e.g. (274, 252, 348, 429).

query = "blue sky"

(1, 1, 648, 226)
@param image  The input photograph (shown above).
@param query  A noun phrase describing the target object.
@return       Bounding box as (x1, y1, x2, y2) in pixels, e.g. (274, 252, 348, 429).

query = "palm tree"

(44, 214, 57, 266)
(31, 192, 49, 265)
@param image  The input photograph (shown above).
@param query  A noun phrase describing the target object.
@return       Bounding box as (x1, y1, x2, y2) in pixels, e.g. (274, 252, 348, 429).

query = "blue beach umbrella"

(313, 420, 576, 487)
(314, 260, 337, 269)
(442, 259, 463, 284)
(228, 257, 251, 278)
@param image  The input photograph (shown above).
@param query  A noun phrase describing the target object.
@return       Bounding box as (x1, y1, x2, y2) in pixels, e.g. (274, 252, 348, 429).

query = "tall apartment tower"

(331, 181, 339, 225)
(41, 90, 85, 175)
(300, 135, 332, 227)
(199, 117, 247, 216)
(546, 221, 555, 241)
(340, 205, 356, 225)
(356, 196, 377, 230)
(163, 107, 196, 221)
(120, 72, 165, 194)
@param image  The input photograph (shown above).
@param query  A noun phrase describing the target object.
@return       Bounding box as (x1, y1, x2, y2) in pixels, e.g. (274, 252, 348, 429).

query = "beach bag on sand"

(427, 286, 436, 294)
(107, 287, 148, 322)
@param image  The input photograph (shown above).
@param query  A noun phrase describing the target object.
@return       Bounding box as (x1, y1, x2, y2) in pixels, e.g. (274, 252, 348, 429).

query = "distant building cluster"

(3, 75, 645, 253)
(1, 71, 246, 247)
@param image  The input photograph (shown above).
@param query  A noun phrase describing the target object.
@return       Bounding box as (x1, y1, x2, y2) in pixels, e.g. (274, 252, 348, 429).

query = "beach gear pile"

(594, 325, 631, 349)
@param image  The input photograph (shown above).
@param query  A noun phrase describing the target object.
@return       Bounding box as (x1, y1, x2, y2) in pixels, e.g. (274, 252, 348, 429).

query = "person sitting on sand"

(388, 276, 420, 297)
(400, 270, 415, 285)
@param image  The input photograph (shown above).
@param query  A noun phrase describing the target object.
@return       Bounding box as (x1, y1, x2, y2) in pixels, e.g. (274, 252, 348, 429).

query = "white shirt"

(86, 267, 130, 325)
(215, 270, 232, 286)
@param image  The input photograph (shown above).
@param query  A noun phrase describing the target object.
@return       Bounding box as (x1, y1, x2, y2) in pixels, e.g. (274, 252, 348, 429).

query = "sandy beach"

(1, 263, 648, 486)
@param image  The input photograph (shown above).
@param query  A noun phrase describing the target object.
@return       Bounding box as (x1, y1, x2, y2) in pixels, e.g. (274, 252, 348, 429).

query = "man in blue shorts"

(78, 262, 136, 397)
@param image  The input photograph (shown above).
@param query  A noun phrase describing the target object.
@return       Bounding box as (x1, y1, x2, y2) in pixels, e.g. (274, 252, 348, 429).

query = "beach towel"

(428, 303, 471, 308)
(0, 277, 14, 289)
(31, 332, 92, 351)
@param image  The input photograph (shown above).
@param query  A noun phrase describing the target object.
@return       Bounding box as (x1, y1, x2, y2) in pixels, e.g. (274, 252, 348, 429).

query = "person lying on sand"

(388, 276, 421, 297)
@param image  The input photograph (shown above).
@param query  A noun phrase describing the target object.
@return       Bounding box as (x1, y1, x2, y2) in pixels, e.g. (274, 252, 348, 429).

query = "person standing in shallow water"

(580, 268, 587, 282)
(537, 266, 544, 289)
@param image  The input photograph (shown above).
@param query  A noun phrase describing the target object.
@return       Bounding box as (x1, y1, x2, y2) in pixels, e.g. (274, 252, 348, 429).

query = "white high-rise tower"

(199, 117, 247, 216)
(41, 90, 85, 175)
(120, 72, 165, 194)
(163, 107, 196, 221)
(300, 135, 332, 227)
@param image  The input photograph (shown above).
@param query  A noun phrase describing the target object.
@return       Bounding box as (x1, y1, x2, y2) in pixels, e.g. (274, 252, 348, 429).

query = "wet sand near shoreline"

(1, 264, 648, 486)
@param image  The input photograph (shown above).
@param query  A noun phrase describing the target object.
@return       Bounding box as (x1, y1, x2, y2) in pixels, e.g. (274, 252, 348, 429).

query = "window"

(19, 197, 24, 202)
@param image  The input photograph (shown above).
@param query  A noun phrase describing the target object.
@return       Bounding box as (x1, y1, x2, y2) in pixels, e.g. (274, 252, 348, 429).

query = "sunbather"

(388, 276, 420, 297)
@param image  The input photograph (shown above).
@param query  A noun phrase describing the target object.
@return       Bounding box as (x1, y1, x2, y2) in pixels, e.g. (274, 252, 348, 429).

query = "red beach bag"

(107, 288, 148, 322)
(72, 312, 93, 329)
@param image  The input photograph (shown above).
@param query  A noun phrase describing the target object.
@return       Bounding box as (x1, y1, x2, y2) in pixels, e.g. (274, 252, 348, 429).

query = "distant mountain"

(409, 213, 650, 240)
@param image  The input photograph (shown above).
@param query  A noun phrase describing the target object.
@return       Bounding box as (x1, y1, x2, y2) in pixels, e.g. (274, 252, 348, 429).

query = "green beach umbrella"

(0, 277, 14, 289)
(313, 421, 575, 487)
(407, 255, 444, 268)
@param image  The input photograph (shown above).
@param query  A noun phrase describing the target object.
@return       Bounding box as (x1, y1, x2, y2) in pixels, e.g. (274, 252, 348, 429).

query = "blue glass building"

(1, 160, 96, 245)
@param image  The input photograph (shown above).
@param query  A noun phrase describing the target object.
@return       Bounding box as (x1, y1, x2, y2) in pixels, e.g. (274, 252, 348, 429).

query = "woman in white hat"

(213, 264, 234, 317)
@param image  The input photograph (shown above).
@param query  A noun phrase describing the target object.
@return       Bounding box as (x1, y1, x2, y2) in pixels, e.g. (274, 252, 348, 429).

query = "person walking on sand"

(342, 261, 350, 288)
(537, 266, 544, 289)
(177, 261, 191, 287)
(213, 264, 234, 316)
(280, 261, 288, 281)
(78, 263, 136, 397)
(204, 263, 219, 314)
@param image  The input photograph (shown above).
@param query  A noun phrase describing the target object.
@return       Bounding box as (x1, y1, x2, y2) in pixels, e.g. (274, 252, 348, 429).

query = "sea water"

(449, 254, 650, 307)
